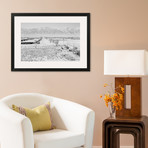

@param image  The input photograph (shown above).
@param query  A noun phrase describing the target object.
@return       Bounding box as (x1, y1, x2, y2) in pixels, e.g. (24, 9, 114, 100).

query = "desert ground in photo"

(21, 23, 80, 62)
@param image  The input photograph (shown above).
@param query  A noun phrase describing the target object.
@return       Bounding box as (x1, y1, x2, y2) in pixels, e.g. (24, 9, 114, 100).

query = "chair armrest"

(0, 102, 34, 148)
(52, 99, 95, 148)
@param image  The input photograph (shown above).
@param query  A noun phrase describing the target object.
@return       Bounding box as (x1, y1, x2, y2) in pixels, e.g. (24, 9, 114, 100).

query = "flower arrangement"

(100, 83, 124, 110)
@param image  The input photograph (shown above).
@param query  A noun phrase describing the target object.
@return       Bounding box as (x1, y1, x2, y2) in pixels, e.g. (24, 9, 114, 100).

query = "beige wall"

(0, 0, 148, 146)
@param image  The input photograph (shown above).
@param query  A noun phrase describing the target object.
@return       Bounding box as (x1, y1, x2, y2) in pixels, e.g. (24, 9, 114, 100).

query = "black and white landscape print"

(21, 23, 80, 62)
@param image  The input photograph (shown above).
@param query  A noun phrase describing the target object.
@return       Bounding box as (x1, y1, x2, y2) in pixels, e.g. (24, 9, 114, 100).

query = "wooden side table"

(102, 116, 148, 148)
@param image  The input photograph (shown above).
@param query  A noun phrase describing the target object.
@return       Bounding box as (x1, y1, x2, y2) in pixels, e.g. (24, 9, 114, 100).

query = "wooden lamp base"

(115, 77, 141, 118)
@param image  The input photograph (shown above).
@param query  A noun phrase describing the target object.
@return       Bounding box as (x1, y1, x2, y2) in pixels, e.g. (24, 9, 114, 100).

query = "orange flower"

(104, 83, 108, 87)
(119, 94, 123, 100)
(105, 103, 108, 107)
(121, 87, 124, 93)
(100, 83, 124, 111)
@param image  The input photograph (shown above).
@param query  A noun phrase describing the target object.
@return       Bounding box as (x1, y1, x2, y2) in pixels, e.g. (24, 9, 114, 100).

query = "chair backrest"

(1, 93, 69, 129)
(1, 93, 54, 108)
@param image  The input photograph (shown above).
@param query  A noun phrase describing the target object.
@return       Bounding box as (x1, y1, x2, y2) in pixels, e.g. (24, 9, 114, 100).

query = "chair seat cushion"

(34, 129, 85, 148)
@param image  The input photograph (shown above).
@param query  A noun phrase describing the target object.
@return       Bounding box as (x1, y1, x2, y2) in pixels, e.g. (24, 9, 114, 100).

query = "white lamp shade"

(104, 50, 148, 75)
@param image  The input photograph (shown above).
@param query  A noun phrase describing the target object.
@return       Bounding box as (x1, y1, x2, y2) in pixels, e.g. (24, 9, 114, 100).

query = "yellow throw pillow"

(12, 102, 54, 132)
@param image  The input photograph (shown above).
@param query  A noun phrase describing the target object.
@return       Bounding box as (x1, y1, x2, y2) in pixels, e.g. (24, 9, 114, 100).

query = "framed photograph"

(11, 13, 90, 71)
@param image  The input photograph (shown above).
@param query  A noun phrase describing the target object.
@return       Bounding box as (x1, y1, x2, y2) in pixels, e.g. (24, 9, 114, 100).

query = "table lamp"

(104, 50, 148, 118)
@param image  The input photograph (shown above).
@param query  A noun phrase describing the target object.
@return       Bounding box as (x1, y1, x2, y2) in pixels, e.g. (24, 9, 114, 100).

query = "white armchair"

(0, 93, 95, 148)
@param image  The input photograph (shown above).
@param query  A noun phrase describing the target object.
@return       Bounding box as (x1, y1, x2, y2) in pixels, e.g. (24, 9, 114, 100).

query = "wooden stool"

(103, 116, 148, 148)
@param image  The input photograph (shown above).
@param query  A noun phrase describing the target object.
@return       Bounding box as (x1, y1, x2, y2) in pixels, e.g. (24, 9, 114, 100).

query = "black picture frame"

(11, 13, 90, 71)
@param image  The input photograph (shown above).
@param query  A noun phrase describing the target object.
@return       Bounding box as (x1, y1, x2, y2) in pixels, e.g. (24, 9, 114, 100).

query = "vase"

(108, 102, 116, 118)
